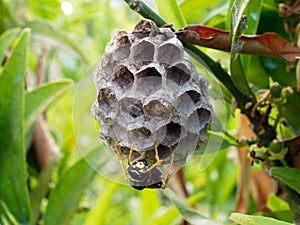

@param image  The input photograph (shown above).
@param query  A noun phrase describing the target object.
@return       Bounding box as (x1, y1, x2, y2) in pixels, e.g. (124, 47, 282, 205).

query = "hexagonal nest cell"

(92, 19, 213, 167)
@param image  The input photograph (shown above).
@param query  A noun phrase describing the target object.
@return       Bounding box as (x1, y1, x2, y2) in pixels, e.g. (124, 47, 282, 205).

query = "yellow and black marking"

(115, 140, 174, 190)
(127, 158, 163, 190)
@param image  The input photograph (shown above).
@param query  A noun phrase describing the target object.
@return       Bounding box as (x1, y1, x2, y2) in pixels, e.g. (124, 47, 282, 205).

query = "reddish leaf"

(177, 25, 300, 62)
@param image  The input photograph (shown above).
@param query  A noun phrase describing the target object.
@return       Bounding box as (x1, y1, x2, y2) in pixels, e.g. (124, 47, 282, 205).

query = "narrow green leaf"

(83, 181, 118, 225)
(154, 0, 186, 29)
(241, 0, 263, 73)
(0, 200, 19, 225)
(230, 213, 293, 225)
(0, 27, 20, 63)
(29, 159, 59, 225)
(145, 191, 204, 225)
(270, 167, 300, 194)
(25, 20, 89, 63)
(141, 189, 160, 221)
(44, 148, 105, 225)
(229, 0, 254, 98)
(163, 189, 221, 225)
(25, 79, 74, 132)
(0, 29, 31, 224)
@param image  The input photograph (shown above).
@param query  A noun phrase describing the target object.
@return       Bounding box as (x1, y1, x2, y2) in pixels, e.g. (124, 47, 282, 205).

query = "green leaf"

(25, 79, 74, 132)
(240, 0, 263, 73)
(229, 0, 254, 98)
(230, 213, 293, 225)
(267, 194, 290, 212)
(278, 92, 300, 133)
(25, 20, 89, 63)
(145, 191, 204, 225)
(180, 0, 228, 24)
(44, 148, 105, 225)
(0, 200, 19, 225)
(154, 0, 186, 29)
(83, 181, 118, 225)
(29, 159, 59, 225)
(270, 167, 300, 194)
(0, 29, 31, 224)
(163, 189, 221, 225)
(141, 189, 160, 222)
(0, 27, 20, 63)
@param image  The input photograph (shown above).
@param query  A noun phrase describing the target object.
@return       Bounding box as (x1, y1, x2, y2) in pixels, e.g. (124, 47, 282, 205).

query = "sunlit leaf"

(267, 194, 290, 212)
(0, 27, 20, 63)
(25, 0, 60, 20)
(141, 189, 160, 221)
(0, 29, 31, 224)
(270, 167, 300, 194)
(180, 0, 228, 24)
(145, 191, 204, 225)
(230, 213, 293, 225)
(83, 181, 118, 225)
(163, 189, 221, 225)
(44, 148, 105, 225)
(25, 79, 74, 132)
(154, 0, 186, 29)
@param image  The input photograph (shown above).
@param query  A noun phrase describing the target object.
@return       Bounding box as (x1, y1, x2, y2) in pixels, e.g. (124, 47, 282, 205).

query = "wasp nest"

(92, 19, 212, 166)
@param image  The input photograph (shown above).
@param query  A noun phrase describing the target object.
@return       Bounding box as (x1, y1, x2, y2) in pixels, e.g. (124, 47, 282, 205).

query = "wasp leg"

(128, 143, 147, 165)
(161, 146, 175, 189)
(114, 140, 127, 175)
(147, 142, 163, 171)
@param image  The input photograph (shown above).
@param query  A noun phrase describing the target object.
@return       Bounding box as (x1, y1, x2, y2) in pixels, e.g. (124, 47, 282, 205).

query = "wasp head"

(127, 159, 163, 190)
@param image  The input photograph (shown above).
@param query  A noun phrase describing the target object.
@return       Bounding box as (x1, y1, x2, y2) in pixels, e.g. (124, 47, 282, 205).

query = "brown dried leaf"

(177, 25, 300, 62)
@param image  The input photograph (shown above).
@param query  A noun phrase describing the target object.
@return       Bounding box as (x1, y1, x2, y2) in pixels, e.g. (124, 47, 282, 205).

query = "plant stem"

(123, 0, 277, 146)
(123, 0, 251, 110)
(123, 0, 166, 27)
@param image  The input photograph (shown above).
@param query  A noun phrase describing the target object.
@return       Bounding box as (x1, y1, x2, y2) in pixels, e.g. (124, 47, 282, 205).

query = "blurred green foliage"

(0, 0, 300, 224)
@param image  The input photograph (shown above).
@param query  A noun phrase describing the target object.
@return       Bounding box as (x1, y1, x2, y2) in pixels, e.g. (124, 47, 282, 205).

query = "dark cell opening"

(136, 67, 161, 79)
(167, 64, 190, 86)
(136, 67, 162, 96)
(128, 100, 143, 118)
(97, 87, 116, 107)
(112, 66, 134, 90)
(197, 108, 211, 126)
(119, 97, 143, 119)
(167, 122, 181, 136)
(187, 90, 200, 104)
(162, 122, 181, 145)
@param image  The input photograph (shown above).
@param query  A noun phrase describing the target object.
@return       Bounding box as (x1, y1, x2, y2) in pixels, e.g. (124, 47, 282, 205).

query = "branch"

(123, 0, 251, 110)
(123, 0, 167, 27)
(123, 0, 277, 146)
